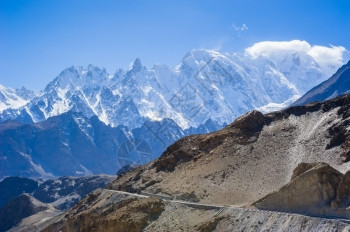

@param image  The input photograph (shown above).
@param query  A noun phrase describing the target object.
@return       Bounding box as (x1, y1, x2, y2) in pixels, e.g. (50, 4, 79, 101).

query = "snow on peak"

(180, 49, 227, 65)
(129, 58, 143, 72)
(44, 65, 111, 93)
(0, 84, 36, 112)
(1, 40, 347, 129)
(245, 40, 347, 76)
(244, 40, 349, 94)
(87, 64, 107, 77)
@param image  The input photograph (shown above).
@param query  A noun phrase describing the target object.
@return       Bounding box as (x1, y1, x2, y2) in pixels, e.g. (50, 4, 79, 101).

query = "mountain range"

(0, 48, 337, 129)
(0, 48, 344, 179)
(0, 111, 219, 178)
(0, 84, 35, 113)
(0, 175, 115, 232)
(19, 93, 350, 232)
(292, 60, 350, 106)
(1, 45, 350, 231)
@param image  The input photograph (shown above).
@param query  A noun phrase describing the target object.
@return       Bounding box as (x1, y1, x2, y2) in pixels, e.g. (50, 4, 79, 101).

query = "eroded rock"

(43, 196, 165, 232)
(253, 162, 350, 219)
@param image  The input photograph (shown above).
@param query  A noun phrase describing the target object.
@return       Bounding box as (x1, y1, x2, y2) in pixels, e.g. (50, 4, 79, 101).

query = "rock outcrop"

(151, 110, 265, 174)
(229, 110, 265, 132)
(0, 176, 38, 207)
(254, 162, 350, 219)
(0, 194, 58, 232)
(333, 171, 350, 208)
(0, 175, 115, 210)
(42, 190, 165, 232)
(38, 189, 350, 232)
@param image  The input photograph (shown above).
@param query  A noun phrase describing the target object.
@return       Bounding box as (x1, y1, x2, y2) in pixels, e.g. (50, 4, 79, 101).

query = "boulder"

(253, 163, 343, 218)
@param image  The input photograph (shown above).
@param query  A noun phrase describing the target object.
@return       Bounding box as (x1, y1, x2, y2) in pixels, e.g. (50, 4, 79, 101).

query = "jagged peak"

(175, 49, 230, 72)
(183, 49, 226, 61)
(129, 58, 143, 72)
(87, 64, 107, 75)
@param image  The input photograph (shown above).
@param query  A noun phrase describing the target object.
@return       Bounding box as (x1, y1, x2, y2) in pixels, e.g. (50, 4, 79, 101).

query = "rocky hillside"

(0, 110, 220, 179)
(0, 111, 129, 178)
(0, 193, 60, 232)
(35, 188, 350, 232)
(0, 175, 115, 210)
(292, 60, 350, 106)
(0, 176, 38, 207)
(28, 94, 350, 231)
(107, 94, 350, 207)
(253, 162, 350, 219)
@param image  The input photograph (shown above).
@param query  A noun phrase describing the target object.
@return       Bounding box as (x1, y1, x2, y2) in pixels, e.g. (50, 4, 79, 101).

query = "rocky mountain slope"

(292, 60, 350, 106)
(253, 162, 350, 219)
(106, 94, 350, 208)
(0, 175, 116, 231)
(0, 109, 219, 179)
(35, 189, 350, 232)
(14, 94, 350, 231)
(0, 193, 60, 232)
(0, 176, 38, 207)
(0, 175, 115, 211)
(0, 111, 130, 178)
(0, 48, 343, 179)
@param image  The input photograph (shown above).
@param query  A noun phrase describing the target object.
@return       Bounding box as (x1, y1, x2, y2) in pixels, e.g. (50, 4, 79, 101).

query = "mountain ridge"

(0, 48, 338, 130)
(292, 60, 350, 106)
(0, 109, 221, 179)
(107, 93, 350, 207)
(30, 93, 350, 232)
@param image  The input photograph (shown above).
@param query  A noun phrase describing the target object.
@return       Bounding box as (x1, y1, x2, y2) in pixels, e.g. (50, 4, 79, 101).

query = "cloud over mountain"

(245, 40, 347, 77)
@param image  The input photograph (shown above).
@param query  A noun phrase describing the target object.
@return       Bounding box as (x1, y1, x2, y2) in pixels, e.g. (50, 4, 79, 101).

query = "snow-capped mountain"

(0, 42, 347, 179)
(0, 175, 115, 210)
(0, 110, 219, 179)
(0, 84, 35, 113)
(292, 60, 350, 106)
(0, 47, 340, 129)
(0, 175, 115, 231)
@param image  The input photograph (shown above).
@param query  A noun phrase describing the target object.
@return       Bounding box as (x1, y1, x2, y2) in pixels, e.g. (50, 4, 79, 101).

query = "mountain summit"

(292, 60, 350, 106)
(0, 85, 35, 113)
(0, 49, 339, 130)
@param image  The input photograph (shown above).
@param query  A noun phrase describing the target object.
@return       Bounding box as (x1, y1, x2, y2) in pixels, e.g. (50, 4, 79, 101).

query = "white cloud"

(308, 45, 346, 67)
(245, 40, 311, 58)
(233, 23, 249, 32)
(245, 40, 348, 75)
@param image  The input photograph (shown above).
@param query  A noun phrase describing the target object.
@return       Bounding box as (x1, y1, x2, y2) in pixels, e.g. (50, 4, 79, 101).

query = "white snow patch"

(79, 164, 93, 175)
(144, 111, 162, 121)
(257, 95, 300, 113)
(142, 86, 153, 95)
(0, 84, 31, 112)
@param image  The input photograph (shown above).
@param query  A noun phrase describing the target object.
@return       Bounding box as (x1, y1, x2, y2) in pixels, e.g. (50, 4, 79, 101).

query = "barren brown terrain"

(12, 94, 350, 231)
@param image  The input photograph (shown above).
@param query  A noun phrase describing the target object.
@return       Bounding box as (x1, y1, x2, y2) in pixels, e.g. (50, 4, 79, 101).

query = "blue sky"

(0, 0, 349, 90)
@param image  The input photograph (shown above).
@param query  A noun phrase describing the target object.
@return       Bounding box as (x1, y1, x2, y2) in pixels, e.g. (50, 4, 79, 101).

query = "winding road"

(103, 189, 350, 224)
